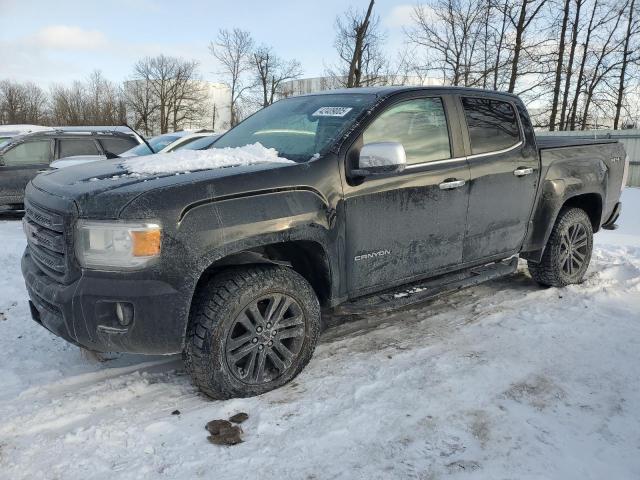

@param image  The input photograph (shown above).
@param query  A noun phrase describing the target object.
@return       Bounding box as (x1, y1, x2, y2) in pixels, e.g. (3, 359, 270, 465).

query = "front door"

(343, 95, 470, 296)
(0, 139, 53, 205)
(459, 96, 538, 262)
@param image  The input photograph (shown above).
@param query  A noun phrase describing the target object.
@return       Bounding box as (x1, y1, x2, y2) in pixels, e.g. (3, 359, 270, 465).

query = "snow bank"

(121, 142, 293, 175)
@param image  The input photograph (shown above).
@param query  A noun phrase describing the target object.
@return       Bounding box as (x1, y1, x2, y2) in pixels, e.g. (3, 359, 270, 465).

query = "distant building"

(280, 76, 445, 97)
(184, 81, 232, 132)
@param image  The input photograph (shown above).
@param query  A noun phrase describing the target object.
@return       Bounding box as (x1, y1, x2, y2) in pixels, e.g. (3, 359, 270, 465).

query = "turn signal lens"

(131, 229, 161, 256)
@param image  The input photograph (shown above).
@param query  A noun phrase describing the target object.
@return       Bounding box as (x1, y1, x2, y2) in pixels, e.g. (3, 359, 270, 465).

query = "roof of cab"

(297, 85, 521, 100)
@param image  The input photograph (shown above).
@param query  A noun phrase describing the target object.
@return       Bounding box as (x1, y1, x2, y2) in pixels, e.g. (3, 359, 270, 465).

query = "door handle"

(513, 167, 534, 177)
(37, 169, 49, 173)
(439, 179, 466, 190)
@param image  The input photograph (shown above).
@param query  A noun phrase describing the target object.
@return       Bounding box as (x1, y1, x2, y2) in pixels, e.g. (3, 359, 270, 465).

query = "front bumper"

(22, 249, 188, 354)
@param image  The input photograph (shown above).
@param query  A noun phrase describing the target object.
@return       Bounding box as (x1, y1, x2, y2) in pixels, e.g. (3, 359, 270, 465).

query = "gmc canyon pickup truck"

(21, 87, 628, 399)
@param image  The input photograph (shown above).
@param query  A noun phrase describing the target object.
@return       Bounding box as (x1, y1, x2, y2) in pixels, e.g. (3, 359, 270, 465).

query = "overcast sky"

(0, 0, 415, 86)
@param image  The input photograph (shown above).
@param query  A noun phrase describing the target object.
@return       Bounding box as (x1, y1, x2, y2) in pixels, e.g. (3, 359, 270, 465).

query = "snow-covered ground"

(0, 189, 639, 480)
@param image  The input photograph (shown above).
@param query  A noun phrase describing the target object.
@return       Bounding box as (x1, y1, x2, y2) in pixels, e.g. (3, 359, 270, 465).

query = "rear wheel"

(527, 207, 593, 287)
(184, 265, 321, 399)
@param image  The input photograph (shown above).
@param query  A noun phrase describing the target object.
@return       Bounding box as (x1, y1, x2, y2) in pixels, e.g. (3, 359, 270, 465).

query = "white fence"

(540, 130, 640, 187)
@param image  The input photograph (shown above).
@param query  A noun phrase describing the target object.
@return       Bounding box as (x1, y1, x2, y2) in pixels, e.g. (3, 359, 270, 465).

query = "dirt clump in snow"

(447, 460, 481, 473)
(229, 412, 249, 424)
(206, 419, 244, 446)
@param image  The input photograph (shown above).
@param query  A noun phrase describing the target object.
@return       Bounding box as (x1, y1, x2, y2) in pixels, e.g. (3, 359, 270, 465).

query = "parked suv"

(0, 127, 141, 208)
(21, 87, 627, 399)
(49, 130, 220, 169)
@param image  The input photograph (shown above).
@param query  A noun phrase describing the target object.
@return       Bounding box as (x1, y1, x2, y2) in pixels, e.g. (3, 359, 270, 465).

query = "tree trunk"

(549, 0, 571, 131)
(613, 0, 635, 129)
(347, 0, 375, 87)
(559, 0, 582, 130)
(494, 0, 510, 89)
(508, 0, 528, 93)
(569, 0, 598, 130)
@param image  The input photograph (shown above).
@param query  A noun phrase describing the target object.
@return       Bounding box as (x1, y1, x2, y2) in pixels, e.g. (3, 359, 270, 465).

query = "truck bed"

(535, 135, 619, 151)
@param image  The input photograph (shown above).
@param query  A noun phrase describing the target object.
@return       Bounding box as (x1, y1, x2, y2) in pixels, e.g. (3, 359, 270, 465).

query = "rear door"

(343, 94, 470, 296)
(459, 96, 538, 262)
(0, 139, 53, 204)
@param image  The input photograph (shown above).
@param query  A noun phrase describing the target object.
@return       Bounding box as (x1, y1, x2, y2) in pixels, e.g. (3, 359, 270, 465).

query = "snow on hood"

(121, 142, 294, 175)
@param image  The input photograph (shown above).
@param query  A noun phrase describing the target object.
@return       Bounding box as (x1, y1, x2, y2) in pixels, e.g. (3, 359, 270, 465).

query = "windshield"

(212, 94, 376, 161)
(120, 133, 184, 157)
(177, 135, 220, 151)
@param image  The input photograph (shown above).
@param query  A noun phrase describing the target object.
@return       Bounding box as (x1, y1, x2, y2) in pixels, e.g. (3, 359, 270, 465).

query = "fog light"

(115, 302, 134, 326)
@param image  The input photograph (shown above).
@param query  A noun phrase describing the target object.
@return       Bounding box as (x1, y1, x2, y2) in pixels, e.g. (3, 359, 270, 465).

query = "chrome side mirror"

(352, 142, 407, 177)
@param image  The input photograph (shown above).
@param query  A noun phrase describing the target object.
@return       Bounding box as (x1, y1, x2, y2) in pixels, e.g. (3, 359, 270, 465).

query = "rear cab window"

(461, 97, 521, 155)
(363, 97, 451, 165)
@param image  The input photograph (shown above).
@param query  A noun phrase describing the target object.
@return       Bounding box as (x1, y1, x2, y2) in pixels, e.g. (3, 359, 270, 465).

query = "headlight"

(75, 220, 161, 270)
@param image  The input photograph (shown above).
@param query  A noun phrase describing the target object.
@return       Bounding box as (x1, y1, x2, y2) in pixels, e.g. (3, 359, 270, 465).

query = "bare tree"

(613, 0, 639, 129)
(124, 77, 157, 136)
(507, 0, 549, 93)
(548, 0, 572, 130)
(559, 0, 585, 130)
(48, 71, 125, 126)
(128, 55, 205, 133)
(85, 71, 126, 125)
(329, 0, 387, 87)
(568, 0, 609, 129)
(50, 81, 88, 125)
(252, 45, 302, 107)
(407, 0, 487, 86)
(210, 28, 254, 126)
(578, 2, 626, 129)
(0, 80, 48, 124)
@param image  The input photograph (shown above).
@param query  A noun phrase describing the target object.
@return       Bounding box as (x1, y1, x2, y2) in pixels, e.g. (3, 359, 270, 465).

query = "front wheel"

(527, 207, 594, 287)
(184, 265, 321, 399)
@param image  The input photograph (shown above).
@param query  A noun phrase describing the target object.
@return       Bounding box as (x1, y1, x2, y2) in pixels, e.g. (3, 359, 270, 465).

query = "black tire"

(527, 207, 594, 287)
(184, 265, 321, 399)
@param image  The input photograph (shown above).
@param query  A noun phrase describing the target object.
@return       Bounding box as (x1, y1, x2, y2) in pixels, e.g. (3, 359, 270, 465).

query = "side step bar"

(334, 257, 519, 315)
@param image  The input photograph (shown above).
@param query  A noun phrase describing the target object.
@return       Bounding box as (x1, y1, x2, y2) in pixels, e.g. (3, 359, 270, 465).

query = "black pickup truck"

(20, 87, 628, 399)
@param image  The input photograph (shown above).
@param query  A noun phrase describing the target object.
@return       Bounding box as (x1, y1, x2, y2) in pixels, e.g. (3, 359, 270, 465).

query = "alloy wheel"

(225, 293, 306, 385)
(559, 222, 589, 277)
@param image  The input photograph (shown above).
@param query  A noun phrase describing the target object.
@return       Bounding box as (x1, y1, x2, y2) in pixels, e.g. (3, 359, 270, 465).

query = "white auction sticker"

(312, 106, 353, 117)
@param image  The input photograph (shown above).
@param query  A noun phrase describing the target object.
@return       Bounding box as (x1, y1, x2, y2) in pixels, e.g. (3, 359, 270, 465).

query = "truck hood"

(31, 157, 299, 219)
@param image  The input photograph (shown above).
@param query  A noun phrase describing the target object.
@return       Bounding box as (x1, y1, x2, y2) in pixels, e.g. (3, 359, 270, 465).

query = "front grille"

(24, 201, 69, 281)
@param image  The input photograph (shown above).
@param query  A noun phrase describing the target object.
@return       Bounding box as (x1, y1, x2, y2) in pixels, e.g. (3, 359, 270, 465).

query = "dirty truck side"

(21, 87, 627, 399)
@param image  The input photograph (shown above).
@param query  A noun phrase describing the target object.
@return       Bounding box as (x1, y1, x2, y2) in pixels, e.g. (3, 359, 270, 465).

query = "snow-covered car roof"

(0, 124, 53, 138)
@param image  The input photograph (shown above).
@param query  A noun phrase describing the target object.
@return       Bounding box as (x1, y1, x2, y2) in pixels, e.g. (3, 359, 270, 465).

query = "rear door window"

(2, 140, 51, 165)
(58, 138, 100, 158)
(363, 97, 451, 165)
(99, 137, 137, 155)
(461, 97, 521, 155)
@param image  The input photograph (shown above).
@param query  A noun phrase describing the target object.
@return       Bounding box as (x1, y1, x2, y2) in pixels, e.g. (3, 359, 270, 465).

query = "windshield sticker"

(312, 107, 353, 117)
